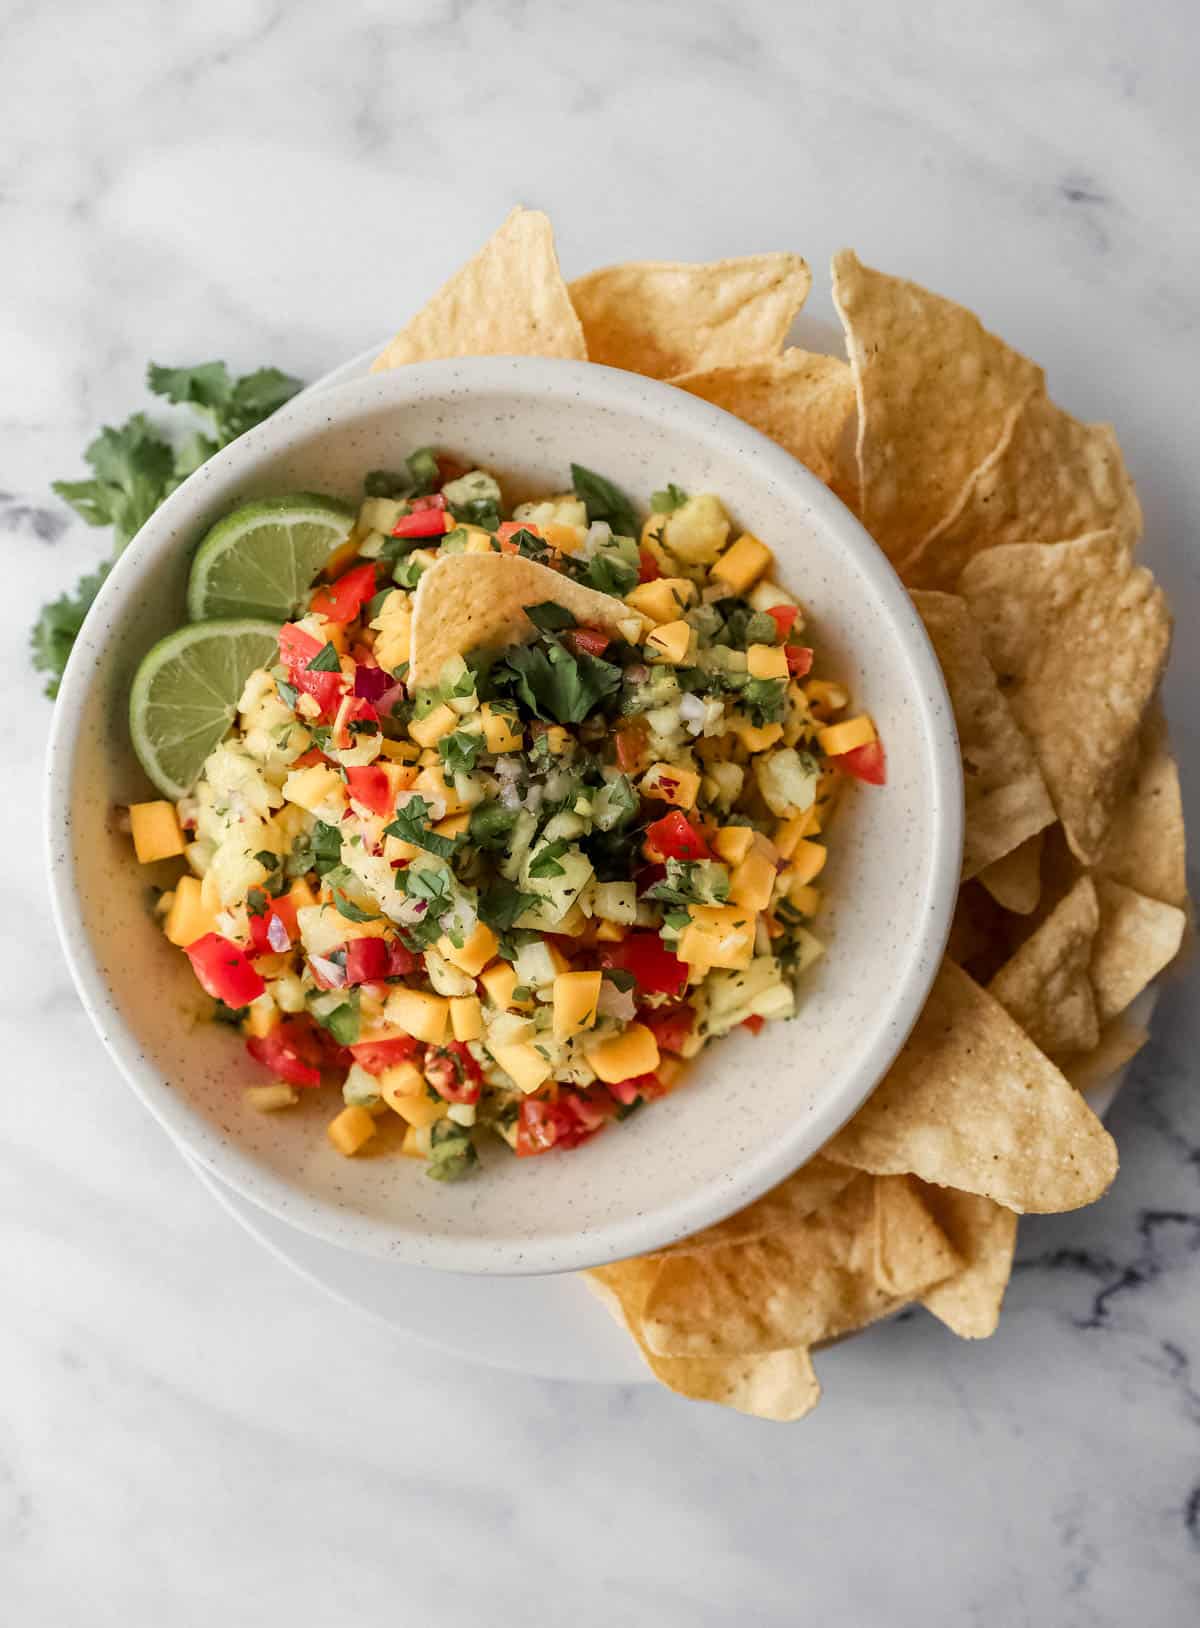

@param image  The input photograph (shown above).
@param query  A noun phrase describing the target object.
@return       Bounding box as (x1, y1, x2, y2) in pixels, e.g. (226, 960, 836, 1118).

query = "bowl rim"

(44, 355, 963, 1275)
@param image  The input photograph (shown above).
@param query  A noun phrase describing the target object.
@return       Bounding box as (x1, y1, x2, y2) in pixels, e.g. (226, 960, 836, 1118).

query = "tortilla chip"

(370, 208, 585, 371)
(831, 250, 1043, 563)
(871, 1175, 962, 1298)
(639, 1176, 911, 1358)
(824, 960, 1118, 1213)
(911, 592, 1055, 880)
(978, 832, 1045, 915)
(408, 553, 633, 687)
(915, 1187, 1018, 1339)
(1064, 1017, 1151, 1095)
(568, 254, 811, 379)
(656, 1156, 856, 1255)
(959, 530, 1172, 865)
(903, 393, 1143, 589)
(586, 1261, 821, 1419)
(1090, 878, 1185, 1025)
(670, 351, 855, 487)
(987, 876, 1101, 1056)
(1094, 704, 1188, 909)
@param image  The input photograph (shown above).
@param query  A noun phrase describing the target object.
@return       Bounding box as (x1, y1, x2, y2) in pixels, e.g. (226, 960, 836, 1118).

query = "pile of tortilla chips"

(372, 210, 1189, 1420)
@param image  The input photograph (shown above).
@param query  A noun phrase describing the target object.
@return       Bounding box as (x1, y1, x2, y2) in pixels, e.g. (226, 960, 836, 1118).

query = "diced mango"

(730, 849, 777, 912)
(782, 879, 822, 917)
(439, 921, 499, 978)
(817, 714, 876, 756)
(747, 643, 789, 681)
(640, 762, 701, 810)
(584, 1022, 660, 1085)
(242, 1000, 278, 1040)
(772, 808, 820, 858)
(644, 619, 691, 666)
(713, 825, 755, 866)
(378, 1061, 426, 1111)
(552, 971, 602, 1041)
(712, 532, 773, 594)
(543, 521, 584, 552)
(434, 812, 471, 839)
(381, 763, 419, 801)
(449, 995, 483, 1042)
(388, 1090, 447, 1130)
(785, 840, 827, 885)
(408, 704, 458, 749)
(401, 1123, 432, 1158)
(461, 525, 497, 554)
(244, 1084, 298, 1112)
(726, 717, 784, 753)
(554, 901, 589, 937)
(283, 764, 348, 824)
(541, 724, 571, 755)
(624, 578, 697, 624)
(479, 960, 534, 1011)
(676, 905, 757, 970)
(595, 919, 628, 943)
(163, 875, 219, 947)
(412, 763, 468, 817)
(327, 1105, 377, 1156)
(480, 702, 523, 754)
(378, 737, 420, 764)
(129, 801, 186, 864)
(804, 680, 849, 719)
(656, 1057, 686, 1092)
(383, 987, 449, 1045)
(488, 1041, 553, 1094)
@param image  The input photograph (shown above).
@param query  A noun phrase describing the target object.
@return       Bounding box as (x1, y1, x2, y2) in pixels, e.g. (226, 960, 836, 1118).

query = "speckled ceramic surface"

(45, 358, 962, 1274)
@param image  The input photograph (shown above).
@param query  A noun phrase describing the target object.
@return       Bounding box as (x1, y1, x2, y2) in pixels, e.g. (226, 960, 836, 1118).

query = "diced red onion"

(626, 664, 649, 685)
(374, 682, 406, 715)
(679, 693, 707, 735)
(310, 955, 347, 988)
(267, 913, 291, 953)
(353, 665, 393, 702)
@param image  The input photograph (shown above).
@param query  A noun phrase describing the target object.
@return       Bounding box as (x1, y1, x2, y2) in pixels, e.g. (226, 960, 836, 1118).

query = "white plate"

(175, 347, 1152, 1381)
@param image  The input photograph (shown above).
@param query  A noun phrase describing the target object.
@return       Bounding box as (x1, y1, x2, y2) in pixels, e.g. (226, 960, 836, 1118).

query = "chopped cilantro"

(438, 729, 483, 776)
(212, 998, 248, 1026)
(492, 640, 622, 726)
(386, 796, 460, 859)
(524, 601, 577, 633)
(570, 463, 638, 539)
(306, 642, 341, 673)
(275, 678, 299, 708)
(527, 839, 570, 879)
(406, 446, 441, 495)
(325, 866, 380, 922)
(582, 549, 639, 597)
(601, 968, 636, 992)
(477, 879, 538, 932)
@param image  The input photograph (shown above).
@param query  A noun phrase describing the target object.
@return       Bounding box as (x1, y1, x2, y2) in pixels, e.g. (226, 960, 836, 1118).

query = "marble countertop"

(3, 1, 1198, 1621)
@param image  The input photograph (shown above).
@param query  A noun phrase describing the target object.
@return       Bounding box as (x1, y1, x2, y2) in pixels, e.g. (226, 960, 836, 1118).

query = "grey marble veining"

(2, 1, 1198, 1622)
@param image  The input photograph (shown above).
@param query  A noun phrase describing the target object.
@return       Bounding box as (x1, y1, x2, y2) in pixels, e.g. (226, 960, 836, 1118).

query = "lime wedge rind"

(129, 619, 282, 799)
(186, 493, 355, 623)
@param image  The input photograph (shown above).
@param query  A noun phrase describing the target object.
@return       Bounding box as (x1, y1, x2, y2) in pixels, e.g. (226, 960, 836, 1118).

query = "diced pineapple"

(772, 807, 820, 858)
(584, 1022, 660, 1085)
(163, 875, 219, 947)
(384, 987, 450, 1044)
(730, 848, 777, 912)
(677, 906, 757, 970)
(592, 880, 638, 924)
(541, 724, 571, 755)
(624, 578, 697, 624)
(245, 1083, 299, 1112)
(129, 801, 187, 864)
(327, 1105, 377, 1156)
(595, 919, 628, 943)
(242, 998, 277, 1040)
(780, 878, 822, 917)
(713, 825, 755, 866)
(378, 737, 420, 764)
(480, 702, 523, 753)
(412, 763, 467, 816)
(401, 1123, 432, 1158)
(747, 579, 800, 616)
(662, 494, 731, 566)
(282, 764, 348, 824)
(817, 714, 876, 756)
(711, 532, 773, 594)
(726, 716, 784, 753)
(488, 1041, 553, 1094)
(378, 1061, 426, 1111)
(552, 971, 602, 1041)
(409, 706, 458, 751)
(804, 679, 849, 719)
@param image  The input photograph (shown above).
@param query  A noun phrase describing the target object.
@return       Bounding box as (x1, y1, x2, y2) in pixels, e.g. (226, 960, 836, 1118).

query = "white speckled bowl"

(46, 359, 961, 1274)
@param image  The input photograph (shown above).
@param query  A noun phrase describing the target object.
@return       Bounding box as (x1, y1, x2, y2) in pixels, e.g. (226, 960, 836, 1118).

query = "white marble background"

(3, 1, 1199, 1622)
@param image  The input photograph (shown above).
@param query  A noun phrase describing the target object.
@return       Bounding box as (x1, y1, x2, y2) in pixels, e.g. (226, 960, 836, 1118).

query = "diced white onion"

(310, 955, 347, 988)
(583, 520, 612, 556)
(678, 693, 707, 735)
(597, 982, 637, 1022)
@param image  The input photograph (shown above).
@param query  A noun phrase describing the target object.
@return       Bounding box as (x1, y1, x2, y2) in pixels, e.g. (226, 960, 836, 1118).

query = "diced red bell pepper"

(408, 492, 446, 512)
(741, 1014, 766, 1035)
(644, 809, 710, 862)
(559, 1087, 618, 1135)
(423, 1041, 483, 1104)
(309, 562, 378, 624)
(835, 739, 887, 786)
(345, 764, 394, 817)
(349, 1033, 421, 1075)
(638, 547, 662, 583)
(247, 894, 299, 958)
(614, 718, 648, 774)
(246, 1017, 326, 1087)
(392, 508, 452, 539)
(186, 934, 265, 1006)
(386, 940, 420, 978)
(641, 1002, 695, 1055)
(765, 605, 800, 640)
(342, 937, 391, 986)
(564, 626, 610, 659)
(294, 664, 345, 718)
(278, 622, 324, 669)
(599, 931, 689, 998)
(514, 1096, 585, 1157)
(289, 747, 326, 768)
(785, 645, 814, 677)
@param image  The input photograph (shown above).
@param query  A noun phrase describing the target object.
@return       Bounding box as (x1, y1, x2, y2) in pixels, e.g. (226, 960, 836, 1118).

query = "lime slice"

(130, 620, 282, 798)
(186, 493, 356, 622)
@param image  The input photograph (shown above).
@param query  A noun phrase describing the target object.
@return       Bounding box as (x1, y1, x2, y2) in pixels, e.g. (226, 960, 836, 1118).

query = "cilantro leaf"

(147, 362, 302, 443)
(650, 483, 689, 513)
(523, 601, 577, 633)
(527, 839, 570, 879)
(386, 796, 460, 859)
(406, 446, 440, 496)
(52, 414, 175, 547)
(492, 641, 621, 726)
(438, 729, 483, 776)
(477, 879, 538, 932)
(582, 549, 639, 597)
(29, 564, 110, 697)
(325, 866, 381, 922)
(306, 642, 341, 672)
(571, 463, 638, 539)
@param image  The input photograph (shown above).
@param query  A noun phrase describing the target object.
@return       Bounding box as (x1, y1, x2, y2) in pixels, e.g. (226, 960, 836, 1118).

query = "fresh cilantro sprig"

(492, 640, 622, 726)
(570, 463, 639, 539)
(386, 796, 460, 860)
(33, 359, 303, 698)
